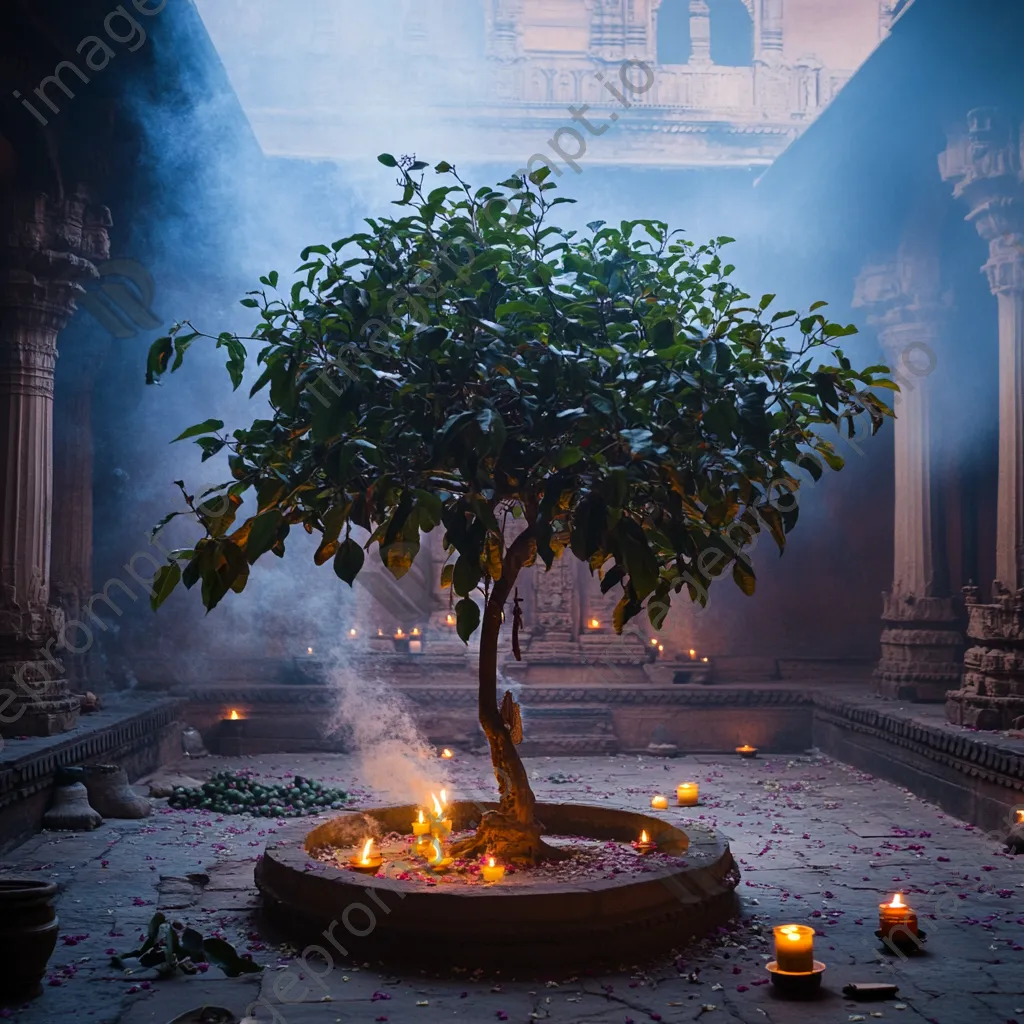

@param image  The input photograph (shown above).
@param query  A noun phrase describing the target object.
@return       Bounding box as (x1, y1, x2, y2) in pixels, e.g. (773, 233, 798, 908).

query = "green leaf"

(650, 319, 675, 350)
(146, 336, 173, 384)
(552, 446, 584, 469)
(149, 563, 181, 611)
(246, 509, 283, 563)
(732, 558, 756, 596)
(333, 537, 364, 585)
(455, 598, 480, 643)
(377, 153, 398, 167)
(452, 554, 481, 597)
(173, 419, 224, 443)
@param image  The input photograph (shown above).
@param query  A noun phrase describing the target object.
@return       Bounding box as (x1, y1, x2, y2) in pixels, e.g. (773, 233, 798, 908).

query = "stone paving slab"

(1, 750, 1022, 1024)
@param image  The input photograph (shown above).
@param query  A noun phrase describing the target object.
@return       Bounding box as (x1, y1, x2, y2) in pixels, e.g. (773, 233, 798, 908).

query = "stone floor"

(1, 750, 1023, 1024)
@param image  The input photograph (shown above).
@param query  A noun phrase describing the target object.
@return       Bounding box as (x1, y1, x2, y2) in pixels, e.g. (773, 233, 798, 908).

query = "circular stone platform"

(255, 801, 740, 969)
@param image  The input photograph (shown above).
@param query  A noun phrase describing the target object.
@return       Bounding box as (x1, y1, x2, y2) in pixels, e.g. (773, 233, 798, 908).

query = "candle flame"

(441, 748, 454, 759)
(640, 830, 649, 843)
(888, 893, 905, 908)
(1016, 809, 1024, 824)
(588, 617, 600, 629)
(701, 656, 709, 662)
(360, 838, 373, 864)
(446, 613, 456, 625)
(395, 629, 405, 639)
(431, 792, 442, 817)
(349, 628, 357, 636)
(488, 856, 495, 868)
(307, 647, 313, 654)
(417, 809, 424, 824)
(658, 644, 664, 653)
(689, 648, 696, 658)
(782, 926, 802, 942)
(440, 788, 447, 808)
(650, 638, 658, 646)
(228, 709, 241, 721)
(411, 627, 420, 636)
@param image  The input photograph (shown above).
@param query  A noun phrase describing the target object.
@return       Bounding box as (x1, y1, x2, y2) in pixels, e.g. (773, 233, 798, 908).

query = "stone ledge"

(0, 697, 184, 851)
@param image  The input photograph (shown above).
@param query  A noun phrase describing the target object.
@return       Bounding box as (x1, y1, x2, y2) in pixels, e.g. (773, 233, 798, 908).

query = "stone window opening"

(656, 0, 754, 67)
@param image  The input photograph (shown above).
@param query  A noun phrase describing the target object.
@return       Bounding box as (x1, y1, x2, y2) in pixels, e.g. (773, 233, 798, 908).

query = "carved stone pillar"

(0, 189, 109, 737)
(688, 0, 712, 65)
(488, 0, 524, 60)
(854, 250, 963, 702)
(941, 108, 1024, 729)
(50, 334, 106, 691)
(757, 0, 784, 63)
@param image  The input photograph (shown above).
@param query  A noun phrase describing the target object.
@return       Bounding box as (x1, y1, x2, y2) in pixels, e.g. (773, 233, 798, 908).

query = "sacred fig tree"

(146, 154, 894, 864)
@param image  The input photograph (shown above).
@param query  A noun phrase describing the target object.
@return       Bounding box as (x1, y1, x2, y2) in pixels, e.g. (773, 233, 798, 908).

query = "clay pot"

(42, 767, 103, 831)
(0, 879, 59, 1001)
(82, 764, 151, 819)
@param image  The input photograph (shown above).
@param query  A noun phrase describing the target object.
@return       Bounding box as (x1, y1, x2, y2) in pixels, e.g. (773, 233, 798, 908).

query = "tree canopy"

(146, 155, 895, 639)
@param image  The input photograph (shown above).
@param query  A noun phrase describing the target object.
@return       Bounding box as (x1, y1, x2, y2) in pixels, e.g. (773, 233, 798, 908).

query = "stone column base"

(874, 593, 964, 702)
(0, 657, 80, 739)
(945, 585, 1024, 730)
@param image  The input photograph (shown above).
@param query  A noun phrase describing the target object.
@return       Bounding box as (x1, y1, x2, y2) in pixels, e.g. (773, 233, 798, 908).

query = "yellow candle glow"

(635, 829, 655, 853)
(650, 794, 669, 810)
(736, 744, 757, 758)
(348, 838, 382, 872)
(306, 646, 314, 655)
(349, 628, 357, 637)
(1016, 809, 1024, 824)
(429, 792, 452, 836)
(227, 709, 241, 721)
(441, 748, 454, 759)
(446, 612, 456, 626)
(412, 809, 431, 837)
(650, 638, 659, 647)
(773, 924, 814, 973)
(481, 856, 505, 883)
(878, 893, 918, 937)
(689, 648, 696, 659)
(676, 782, 699, 806)
(588, 617, 601, 630)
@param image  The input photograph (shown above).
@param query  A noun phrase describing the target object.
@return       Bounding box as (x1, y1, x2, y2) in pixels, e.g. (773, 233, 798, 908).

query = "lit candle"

(412, 809, 431, 837)
(588, 617, 601, 630)
(227, 709, 241, 721)
(426, 836, 452, 872)
(429, 792, 452, 836)
(349, 628, 357, 637)
(440, 748, 454, 759)
(394, 629, 405, 639)
(657, 644, 664, 654)
(689, 648, 697, 660)
(1016, 810, 1024, 824)
(773, 924, 814, 973)
(634, 829, 655, 853)
(736, 744, 758, 758)
(445, 613, 456, 626)
(676, 782, 699, 806)
(348, 838, 382, 873)
(701, 656, 709, 663)
(650, 638, 659, 647)
(650, 794, 669, 811)
(481, 856, 505, 883)
(306, 646, 314, 655)
(878, 893, 918, 937)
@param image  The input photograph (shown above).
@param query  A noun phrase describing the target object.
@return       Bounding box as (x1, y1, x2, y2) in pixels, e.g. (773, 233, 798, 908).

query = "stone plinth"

(946, 584, 1024, 730)
(875, 592, 963, 702)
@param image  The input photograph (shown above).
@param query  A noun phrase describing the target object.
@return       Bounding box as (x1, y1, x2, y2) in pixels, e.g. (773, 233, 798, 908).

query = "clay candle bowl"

(736, 744, 758, 758)
(677, 782, 699, 807)
(349, 839, 382, 874)
(773, 924, 815, 973)
(481, 857, 505, 883)
(878, 893, 918, 938)
(633, 829, 655, 854)
(650, 794, 669, 811)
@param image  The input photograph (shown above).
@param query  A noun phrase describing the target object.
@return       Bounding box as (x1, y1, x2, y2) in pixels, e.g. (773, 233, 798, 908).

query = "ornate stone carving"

(942, 109, 1024, 728)
(0, 187, 110, 737)
(854, 240, 963, 702)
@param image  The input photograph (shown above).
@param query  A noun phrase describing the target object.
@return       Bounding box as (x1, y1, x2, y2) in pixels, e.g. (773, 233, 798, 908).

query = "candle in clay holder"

(736, 744, 758, 758)
(481, 856, 505, 883)
(773, 924, 814, 973)
(412, 809, 431, 837)
(676, 782, 699, 806)
(650, 794, 669, 811)
(878, 893, 918, 937)
(633, 829, 655, 854)
(348, 838, 382, 874)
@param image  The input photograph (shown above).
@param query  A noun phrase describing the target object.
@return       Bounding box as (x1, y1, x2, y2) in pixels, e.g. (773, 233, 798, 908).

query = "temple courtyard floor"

(1, 750, 1022, 1024)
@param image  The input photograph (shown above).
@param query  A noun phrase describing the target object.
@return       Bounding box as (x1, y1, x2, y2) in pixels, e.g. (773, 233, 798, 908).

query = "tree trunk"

(449, 532, 567, 866)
